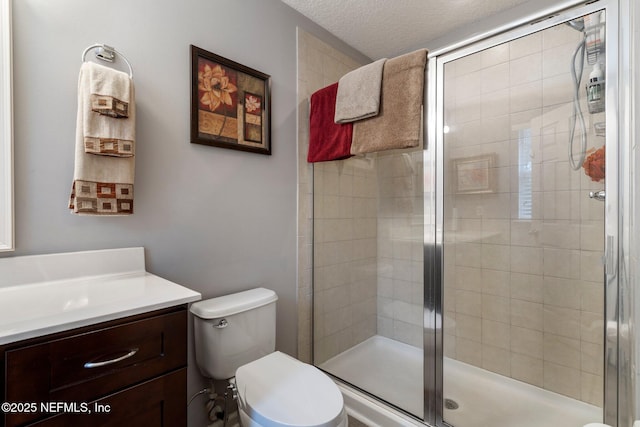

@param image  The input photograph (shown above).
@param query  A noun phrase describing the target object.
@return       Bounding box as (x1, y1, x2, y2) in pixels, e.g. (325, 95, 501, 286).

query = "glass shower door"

(438, 7, 609, 427)
(312, 148, 425, 418)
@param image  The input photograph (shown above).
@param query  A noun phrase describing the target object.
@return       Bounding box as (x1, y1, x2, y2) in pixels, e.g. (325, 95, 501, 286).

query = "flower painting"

(244, 92, 262, 143)
(197, 59, 239, 140)
(191, 45, 271, 155)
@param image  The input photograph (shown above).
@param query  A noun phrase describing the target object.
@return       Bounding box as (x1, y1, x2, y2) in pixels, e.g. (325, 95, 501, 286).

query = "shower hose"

(569, 35, 587, 171)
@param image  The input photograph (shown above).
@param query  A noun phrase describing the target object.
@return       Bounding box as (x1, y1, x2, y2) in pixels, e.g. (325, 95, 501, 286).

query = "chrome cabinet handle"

(83, 348, 138, 369)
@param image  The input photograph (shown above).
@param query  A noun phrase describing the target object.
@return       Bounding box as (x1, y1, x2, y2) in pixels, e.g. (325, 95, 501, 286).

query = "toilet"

(190, 287, 348, 427)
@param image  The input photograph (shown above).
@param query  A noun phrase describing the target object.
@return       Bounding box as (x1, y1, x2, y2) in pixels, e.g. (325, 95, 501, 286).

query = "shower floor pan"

(320, 335, 601, 427)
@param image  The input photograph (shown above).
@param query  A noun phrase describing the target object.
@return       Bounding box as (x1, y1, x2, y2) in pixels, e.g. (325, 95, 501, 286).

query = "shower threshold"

(320, 335, 601, 427)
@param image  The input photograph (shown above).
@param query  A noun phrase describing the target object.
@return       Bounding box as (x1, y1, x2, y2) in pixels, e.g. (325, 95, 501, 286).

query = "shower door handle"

(589, 190, 605, 201)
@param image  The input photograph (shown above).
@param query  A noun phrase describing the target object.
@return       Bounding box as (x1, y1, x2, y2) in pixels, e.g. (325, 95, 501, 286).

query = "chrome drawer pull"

(83, 348, 139, 369)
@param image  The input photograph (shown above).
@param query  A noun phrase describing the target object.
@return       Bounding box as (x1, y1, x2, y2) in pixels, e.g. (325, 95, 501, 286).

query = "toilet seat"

(235, 351, 346, 427)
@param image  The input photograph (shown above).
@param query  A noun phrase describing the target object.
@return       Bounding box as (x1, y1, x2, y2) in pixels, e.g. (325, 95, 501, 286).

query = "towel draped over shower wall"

(307, 48, 427, 162)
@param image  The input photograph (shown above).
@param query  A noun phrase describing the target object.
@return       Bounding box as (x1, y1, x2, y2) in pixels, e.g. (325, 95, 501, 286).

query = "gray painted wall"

(6, 0, 367, 425)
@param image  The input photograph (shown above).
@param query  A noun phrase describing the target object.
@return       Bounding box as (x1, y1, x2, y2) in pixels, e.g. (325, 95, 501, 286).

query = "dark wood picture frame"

(190, 45, 271, 155)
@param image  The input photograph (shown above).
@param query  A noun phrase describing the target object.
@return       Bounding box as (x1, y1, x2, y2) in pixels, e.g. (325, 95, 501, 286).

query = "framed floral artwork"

(453, 154, 496, 194)
(190, 45, 271, 155)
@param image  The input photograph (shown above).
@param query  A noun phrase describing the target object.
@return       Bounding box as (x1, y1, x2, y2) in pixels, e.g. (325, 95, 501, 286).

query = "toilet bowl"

(235, 352, 347, 427)
(190, 288, 347, 427)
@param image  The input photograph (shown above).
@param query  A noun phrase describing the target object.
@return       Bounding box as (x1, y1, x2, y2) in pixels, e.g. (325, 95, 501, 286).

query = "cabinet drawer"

(4, 310, 186, 426)
(27, 368, 186, 427)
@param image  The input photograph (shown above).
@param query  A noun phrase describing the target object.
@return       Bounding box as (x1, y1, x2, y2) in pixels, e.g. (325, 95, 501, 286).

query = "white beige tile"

(511, 272, 544, 303)
(510, 220, 541, 246)
(482, 344, 511, 376)
(481, 269, 510, 297)
(481, 244, 511, 271)
(456, 53, 484, 76)
(481, 115, 510, 144)
(510, 81, 542, 113)
(542, 42, 580, 78)
(511, 325, 543, 358)
(482, 295, 510, 323)
(482, 43, 510, 68)
(581, 281, 603, 313)
(510, 53, 542, 86)
(455, 266, 483, 291)
(456, 290, 482, 317)
(510, 246, 543, 274)
(482, 219, 510, 244)
(481, 62, 510, 94)
(482, 193, 511, 219)
(544, 361, 581, 399)
(455, 243, 483, 267)
(511, 353, 543, 387)
(580, 221, 604, 251)
(581, 371, 604, 406)
(457, 70, 484, 102)
(543, 74, 573, 107)
(581, 341, 603, 376)
(581, 311, 604, 344)
(543, 248, 581, 279)
(482, 88, 510, 119)
(482, 319, 510, 349)
(456, 337, 483, 367)
(540, 221, 580, 249)
(542, 23, 582, 50)
(510, 32, 542, 59)
(544, 305, 581, 338)
(456, 313, 483, 342)
(581, 250, 605, 282)
(543, 333, 581, 368)
(543, 276, 582, 309)
(511, 299, 543, 331)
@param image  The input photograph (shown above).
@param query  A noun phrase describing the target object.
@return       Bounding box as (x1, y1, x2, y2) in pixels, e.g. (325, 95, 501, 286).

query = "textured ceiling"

(281, 0, 532, 59)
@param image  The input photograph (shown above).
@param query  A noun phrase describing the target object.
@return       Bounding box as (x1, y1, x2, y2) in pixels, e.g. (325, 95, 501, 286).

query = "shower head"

(566, 18, 585, 32)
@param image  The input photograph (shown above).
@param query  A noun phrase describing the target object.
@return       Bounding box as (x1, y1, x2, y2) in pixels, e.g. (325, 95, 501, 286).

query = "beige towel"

(334, 58, 386, 123)
(351, 49, 427, 155)
(69, 63, 135, 215)
(83, 62, 135, 157)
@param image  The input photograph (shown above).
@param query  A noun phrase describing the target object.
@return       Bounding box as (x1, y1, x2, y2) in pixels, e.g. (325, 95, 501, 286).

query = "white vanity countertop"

(0, 248, 202, 345)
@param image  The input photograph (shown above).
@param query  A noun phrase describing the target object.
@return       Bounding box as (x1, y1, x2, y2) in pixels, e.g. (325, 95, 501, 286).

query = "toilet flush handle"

(214, 319, 228, 329)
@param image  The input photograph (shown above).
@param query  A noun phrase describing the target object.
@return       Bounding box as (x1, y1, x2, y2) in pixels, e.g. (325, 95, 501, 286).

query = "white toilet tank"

(190, 288, 278, 380)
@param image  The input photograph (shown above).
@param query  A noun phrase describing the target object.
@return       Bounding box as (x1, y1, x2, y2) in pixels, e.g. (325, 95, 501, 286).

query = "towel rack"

(82, 43, 133, 79)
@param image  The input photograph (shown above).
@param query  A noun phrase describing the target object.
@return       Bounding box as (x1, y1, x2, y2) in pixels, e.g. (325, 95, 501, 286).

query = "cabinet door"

(27, 368, 186, 427)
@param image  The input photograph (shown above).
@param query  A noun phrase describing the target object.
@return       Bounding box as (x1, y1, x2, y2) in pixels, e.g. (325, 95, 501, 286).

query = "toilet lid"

(235, 352, 344, 427)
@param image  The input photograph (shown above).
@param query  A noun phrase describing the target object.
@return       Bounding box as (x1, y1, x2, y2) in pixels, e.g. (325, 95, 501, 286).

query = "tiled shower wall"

(376, 149, 424, 347)
(442, 23, 605, 405)
(296, 28, 369, 364)
(296, 29, 425, 364)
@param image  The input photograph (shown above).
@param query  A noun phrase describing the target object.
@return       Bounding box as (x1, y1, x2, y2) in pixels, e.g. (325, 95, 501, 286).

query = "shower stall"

(308, 0, 633, 426)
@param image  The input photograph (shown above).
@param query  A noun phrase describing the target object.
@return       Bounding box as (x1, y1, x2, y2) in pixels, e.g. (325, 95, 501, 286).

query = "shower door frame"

(425, 0, 631, 425)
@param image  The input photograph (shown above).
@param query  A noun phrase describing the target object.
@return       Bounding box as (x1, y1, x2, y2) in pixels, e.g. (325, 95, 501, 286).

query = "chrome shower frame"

(425, 0, 633, 426)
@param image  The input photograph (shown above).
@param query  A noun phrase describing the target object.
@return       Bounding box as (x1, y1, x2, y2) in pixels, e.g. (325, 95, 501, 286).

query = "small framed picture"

(190, 45, 271, 155)
(453, 154, 496, 194)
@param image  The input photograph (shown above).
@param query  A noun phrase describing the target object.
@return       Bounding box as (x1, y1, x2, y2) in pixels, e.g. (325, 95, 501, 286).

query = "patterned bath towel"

(69, 62, 135, 215)
(83, 62, 135, 157)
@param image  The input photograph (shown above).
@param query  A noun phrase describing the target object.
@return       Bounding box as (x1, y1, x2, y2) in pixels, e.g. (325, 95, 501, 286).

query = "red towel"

(308, 82, 353, 163)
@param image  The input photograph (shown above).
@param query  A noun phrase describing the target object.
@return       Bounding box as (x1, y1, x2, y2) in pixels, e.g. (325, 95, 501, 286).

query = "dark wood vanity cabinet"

(0, 306, 188, 427)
